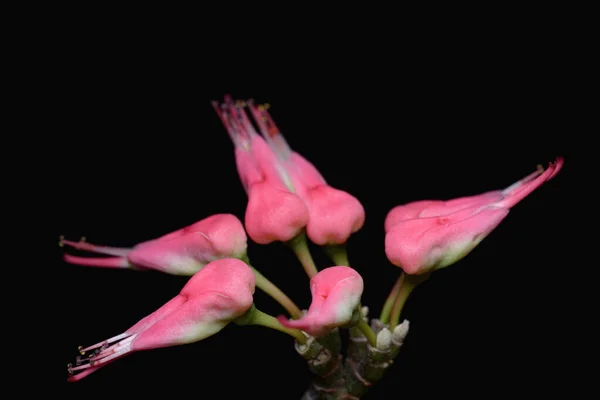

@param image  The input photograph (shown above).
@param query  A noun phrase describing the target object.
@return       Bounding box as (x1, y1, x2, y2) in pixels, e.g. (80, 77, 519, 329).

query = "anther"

(58, 235, 64, 247)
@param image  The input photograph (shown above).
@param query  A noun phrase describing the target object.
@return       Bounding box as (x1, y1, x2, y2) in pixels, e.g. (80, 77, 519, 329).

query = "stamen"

(232, 101, 259, 137)
(503, 164, 545, 194)
(80, 332, 132, 352)
(91, 347, 131, 366)
(67, 333, 136, 380)
(495, 157, 563, 209)
(212, 100, 249, 148)
(69, 363, 93, 372)
(247, 100, 292, 160)
(89, 336, 135, 362)
(258, 104, 280, 138)
(60, 237, 131, 257)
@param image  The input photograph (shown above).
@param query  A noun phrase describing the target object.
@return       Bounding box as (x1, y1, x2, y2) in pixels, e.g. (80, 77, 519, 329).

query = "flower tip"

(536, 164, 544, 173)
(549, 156, 564, 179)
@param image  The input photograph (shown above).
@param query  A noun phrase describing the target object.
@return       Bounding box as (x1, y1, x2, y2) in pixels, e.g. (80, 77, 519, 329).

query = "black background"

(53, 35, 582, 399)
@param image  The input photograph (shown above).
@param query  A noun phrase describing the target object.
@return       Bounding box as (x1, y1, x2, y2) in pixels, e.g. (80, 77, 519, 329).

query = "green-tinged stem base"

(234, 305, 307, 344)
(355, 317, 377, 348)
(389, 272, 430, 330)
(379, 273, 405, 324)
(286, 231, 319, 279)
(323, 244, 350, 267)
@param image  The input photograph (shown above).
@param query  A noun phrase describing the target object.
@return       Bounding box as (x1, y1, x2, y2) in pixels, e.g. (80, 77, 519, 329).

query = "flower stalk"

(234, 305, 307, 345)
(379, 273, 405, 324)
(242, 254, 302, 319)
(389, 273, 430, 330)
(286, 231, 319, 279)
(323, 244, 350, 267)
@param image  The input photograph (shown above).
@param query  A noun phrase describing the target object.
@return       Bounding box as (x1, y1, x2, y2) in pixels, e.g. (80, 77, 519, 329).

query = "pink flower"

(384, 157, 564, 275)
(67, 258, 255, 382)
(247, 102, 365, 246)
(61, 213, 248, 276)
(213, 97, 309, 244)
(277, 266, 363, 337)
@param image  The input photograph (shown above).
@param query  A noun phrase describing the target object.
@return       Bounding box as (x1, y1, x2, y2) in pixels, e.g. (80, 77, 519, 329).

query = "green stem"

(323, 243, 350, 266)
(286, 231, 318, 279)
(356, 317, 377, 347)
(241, 254, 302, 319)
(234, 305, 307, 344)
(379, 273, 405, 324)
(249, 264, 303, 319)
(389, 272, 430, 330)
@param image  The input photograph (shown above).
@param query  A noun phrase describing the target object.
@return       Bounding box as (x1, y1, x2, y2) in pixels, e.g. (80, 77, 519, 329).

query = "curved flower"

(66, 258, 255, 382)
(385, 157, 564, 275)
(247, 102, 365, 246)
(277, 266, 363, 337)
(213, 97, 308, 244)
(61, 213, 248, 276)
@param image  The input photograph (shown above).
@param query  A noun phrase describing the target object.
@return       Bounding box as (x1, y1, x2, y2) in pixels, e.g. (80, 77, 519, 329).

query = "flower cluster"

(62, 96, 563, 396)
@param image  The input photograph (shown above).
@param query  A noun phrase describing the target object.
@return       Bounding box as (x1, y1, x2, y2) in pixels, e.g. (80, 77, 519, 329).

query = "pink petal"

(385, 205, 510, 274)
(244, 182, 309, 244)
(304, 186, 366, 245)
(278, 266, 363, 337)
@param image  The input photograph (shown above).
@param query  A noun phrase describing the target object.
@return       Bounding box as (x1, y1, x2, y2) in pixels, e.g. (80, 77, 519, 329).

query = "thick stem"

(344, 320, 411, 398)
(317, 329, 342, 357)
(248, 264, 303, 319)
(389, 272, 430, 330)
(323, 244, 350, 266)
(286, 231, 319, 279)
(379, 273, 405, 324)
(297, 336, 348, 400)
(234, 305, 307, 344)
